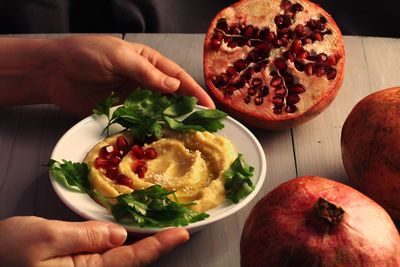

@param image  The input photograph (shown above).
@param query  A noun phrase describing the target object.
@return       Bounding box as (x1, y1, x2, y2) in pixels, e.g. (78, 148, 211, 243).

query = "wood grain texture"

(1, 33, 400, 267)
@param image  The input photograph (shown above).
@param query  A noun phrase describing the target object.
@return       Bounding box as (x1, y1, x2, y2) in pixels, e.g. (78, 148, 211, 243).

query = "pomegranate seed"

(251, 78, 263, 88)
(116, 174, 133, 187)
(132, 160, 148, 178)
(211, 39, 222, 49)
(286, 94, 300, 105)
(266, 32, 276, 42)
(105, 167, 119, 180)
(131, 145, 144, 159)
(281, 72, 294, 84)
(99, 145, 114, 159)
(112, 148, 124, 157)
(291, 3, 303, 12)
(272, 38, 283, 48)
(274, 15, 284, 28)
(259, 28, 270, 40)
(254, 96, 263, 105)
(297, 49, 309, 59)
(248, 87, 257, 96)
(313, 32, 323, 41)
(274, 57, 288, 71)
(290, 39, 302, 54)
(294, 61, 305, 72)
(275, 87, 286, 96)
(235, 77, 246, 88)
(316, 65, 327, 77)
(305, 63, 315, 76)
(226, 66, 238, 77)
(109, 156, 122, 166)
(244, 95, 251, 104)
(273, 107, 283, 114)
(302, 38, 312, 45)
(314, 21, 325, 31)
(144, 147, 157, 159)
(282, 15, 293, 28)
(254, 61, 268, 72)
(320, 16, 327, 24)
(327, 54, 337, 66)
(286, 104, 297, 113)
(243, 68, 255, 80)
(234, 59, 248, 71)
(295, 25, 306, 38)
(243, 25, 254, 38)
(272, 97, 284, 105)
(225, 85, 236, 95)
(259, 86, 269, 97)
(227, 39, 238, 48)
(327, 68, 337, 80)
(317, 53, 328, 63)
(94, 157, 109, 169)
(116, 136, 129, 150)
(283, 51, 295, 62)
(230, 25, 241, 35)
(255, 43, 271, 58)
(252, 27, 260, 39)
(288, 84, 305, 94)
(270, 76, 283, 88)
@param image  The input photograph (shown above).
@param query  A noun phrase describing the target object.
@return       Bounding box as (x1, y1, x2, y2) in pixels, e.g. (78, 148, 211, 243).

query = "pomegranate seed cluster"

(94, 135, 158, 188)
(210, 0, 340, 115)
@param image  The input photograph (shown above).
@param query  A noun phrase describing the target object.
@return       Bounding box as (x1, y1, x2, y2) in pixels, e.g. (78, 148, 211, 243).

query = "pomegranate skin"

(204, 0, 345, 130)
(341, 87, 400, 223)
(240, 176, 400, 267)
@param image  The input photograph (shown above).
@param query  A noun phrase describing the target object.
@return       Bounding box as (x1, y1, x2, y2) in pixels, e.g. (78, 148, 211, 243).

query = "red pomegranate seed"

(248, 87, 257, 96)
(327, 54, 337, 66)
(99, 145, 114, 159)
(274, 57, 288, 71)
(230, 25, 241, 35)
(266, 32, 276, 42)
(234, 59, 248, 71)
(316, 65, 327, 77)
(294, 60, 305, 71)
(297, 49, 309, 59)
(281, 72, 294, 84)
(225, 85, 236, 95)
(132, 160, 148, 178)
(302, 38, 312, 45)
(94, 157, 108, 169)
(131, 145, 144, 159)
(254, 96, 264, 105)
(281, 0, 292, 11)
(211, 39, 222, 49)
(108, 156, 122, 166)
(286, 104, 297, 113)
(251, 78, 263, 88)
(327, 68, 337, 80)
(283, 51, 295, 62)
(313, 32, 323, 41)
(244, 95, 251, 104)
(243, 25, 254, 38)
(259, 86, 269, 97)
(305, 63, 315, 76)
(275, 87, 286, 96)
(291, 3, 303, 12)
(272, 97, 284, 105)
(105, 167, 119, 180)
(288, 84, 305, 94)
(317, 53, 328, 63)
(144, 147, 157, 159)
(272, 38, 283, 48)
(286, 94, 300, 105)
(116, 174, 133, 187)
(273, 107, 283, 114)
(213, 73, 228, 88)
(274, 15, 284, 28)
(226, 66, 238, 77)
(116, 136, 129, 150)
(270, 76, 283, 88)
(290, 39, 302, 54)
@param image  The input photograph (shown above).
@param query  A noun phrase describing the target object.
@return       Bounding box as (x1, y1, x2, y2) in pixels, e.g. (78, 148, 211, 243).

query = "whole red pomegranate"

(341, 87, 400, 223)
(240, 176, 400, 267)
(204, 0, 345, 129)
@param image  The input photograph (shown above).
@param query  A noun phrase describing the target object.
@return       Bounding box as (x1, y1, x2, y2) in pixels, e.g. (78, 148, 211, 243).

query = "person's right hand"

(0, 216, 189, 267)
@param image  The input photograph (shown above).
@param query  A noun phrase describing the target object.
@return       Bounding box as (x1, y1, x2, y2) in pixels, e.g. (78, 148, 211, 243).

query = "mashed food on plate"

(84, 130, 237, 212)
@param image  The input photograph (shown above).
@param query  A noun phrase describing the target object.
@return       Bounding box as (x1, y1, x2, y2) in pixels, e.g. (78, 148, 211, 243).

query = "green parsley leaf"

(111, 185, 209, 227)
(93, 91, 119, 118)
(95, 89, 227, 140)
(224, 154, 255, 204)
(49, 159, 91, 193)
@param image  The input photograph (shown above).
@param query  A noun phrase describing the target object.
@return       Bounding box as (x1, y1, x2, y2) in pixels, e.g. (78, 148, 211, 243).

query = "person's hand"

(0, 216, 189, 267)
(45, 35, 214, 116)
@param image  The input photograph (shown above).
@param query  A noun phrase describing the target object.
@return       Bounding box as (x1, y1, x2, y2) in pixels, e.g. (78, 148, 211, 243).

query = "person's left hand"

(46, 36, 214, 116)
(0, 216, 189, 267)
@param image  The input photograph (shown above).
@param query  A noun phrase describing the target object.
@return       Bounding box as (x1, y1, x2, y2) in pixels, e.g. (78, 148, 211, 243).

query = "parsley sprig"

(49, 160, 91, 193)
(224, 154, 255, 203)
(93, 89, 227, 139)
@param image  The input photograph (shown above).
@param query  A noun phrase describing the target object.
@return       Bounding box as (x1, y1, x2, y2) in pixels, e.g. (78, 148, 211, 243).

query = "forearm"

(0, 37, 53, 105)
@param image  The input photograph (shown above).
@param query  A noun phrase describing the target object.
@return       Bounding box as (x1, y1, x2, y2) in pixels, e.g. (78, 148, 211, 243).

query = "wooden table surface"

(1, 33, 400, 266)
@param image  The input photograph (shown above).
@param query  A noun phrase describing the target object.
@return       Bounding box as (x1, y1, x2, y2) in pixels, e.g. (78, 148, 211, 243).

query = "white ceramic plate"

(49, 106, 267, 234)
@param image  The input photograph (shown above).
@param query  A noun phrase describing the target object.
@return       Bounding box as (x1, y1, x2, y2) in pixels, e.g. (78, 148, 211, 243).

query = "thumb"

(50, 221, 127, 255)
(118, 53, 181, 93)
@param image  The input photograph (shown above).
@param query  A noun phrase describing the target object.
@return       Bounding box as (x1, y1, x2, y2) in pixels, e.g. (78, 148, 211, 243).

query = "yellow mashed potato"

(84, 130, 237, 212)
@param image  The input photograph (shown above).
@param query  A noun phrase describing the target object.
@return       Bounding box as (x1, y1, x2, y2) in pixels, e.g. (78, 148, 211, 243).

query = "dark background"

(0, 0, 398, 37)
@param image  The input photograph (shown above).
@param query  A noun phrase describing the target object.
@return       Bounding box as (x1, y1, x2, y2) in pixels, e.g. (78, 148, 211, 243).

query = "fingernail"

(163, 77, 180, 89)
(107, 224, 127, 246)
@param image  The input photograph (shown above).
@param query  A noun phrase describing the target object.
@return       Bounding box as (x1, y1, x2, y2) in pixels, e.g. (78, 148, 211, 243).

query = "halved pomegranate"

(204, 0, 345, 129)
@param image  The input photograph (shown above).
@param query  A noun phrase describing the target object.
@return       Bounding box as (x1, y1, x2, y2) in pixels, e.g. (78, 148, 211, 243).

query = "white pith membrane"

(204, 0, 344, 123)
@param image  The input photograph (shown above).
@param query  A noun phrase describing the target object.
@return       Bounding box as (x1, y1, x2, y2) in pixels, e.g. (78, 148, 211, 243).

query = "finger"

(43, 220, 127, 256)
(102, 228, 189, 267)
(115, 50, 181, 93)
(137, 46, 215, 108)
